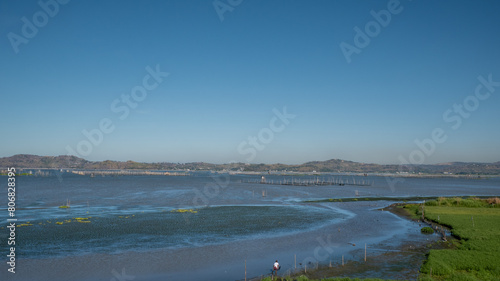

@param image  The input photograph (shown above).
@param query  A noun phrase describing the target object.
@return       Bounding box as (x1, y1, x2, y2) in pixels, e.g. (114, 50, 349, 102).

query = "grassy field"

(267, 197, 500, 281)
(408, 197, 500, 281)
(305, 195, 497, 204)
(259, 277, 395, 281)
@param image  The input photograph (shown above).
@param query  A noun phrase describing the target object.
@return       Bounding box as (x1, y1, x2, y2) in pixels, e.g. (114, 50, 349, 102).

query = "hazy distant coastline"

(1, 154, 499, 175)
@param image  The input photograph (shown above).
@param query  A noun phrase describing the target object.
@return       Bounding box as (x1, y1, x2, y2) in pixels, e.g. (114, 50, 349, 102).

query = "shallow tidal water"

(1, 173, 499, 280)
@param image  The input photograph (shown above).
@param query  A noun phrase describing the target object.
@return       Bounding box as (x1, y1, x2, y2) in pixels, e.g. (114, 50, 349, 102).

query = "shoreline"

(5, 197, 497, 281)
(274, 202, 456, 281)
(307, 194, 500, 203)
(5, 201, 431, 281)
(3, 169, 499, 179)
(271, 239, 453, 281)
(228, 201, 444, 281)
(280, 196, 500, 281)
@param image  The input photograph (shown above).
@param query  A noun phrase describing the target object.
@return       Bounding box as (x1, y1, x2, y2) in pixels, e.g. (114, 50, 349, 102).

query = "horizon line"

(1, 154, 499, 166)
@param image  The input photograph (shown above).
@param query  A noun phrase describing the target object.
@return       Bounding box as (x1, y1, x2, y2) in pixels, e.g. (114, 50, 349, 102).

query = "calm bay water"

(1, 172, 499, 280)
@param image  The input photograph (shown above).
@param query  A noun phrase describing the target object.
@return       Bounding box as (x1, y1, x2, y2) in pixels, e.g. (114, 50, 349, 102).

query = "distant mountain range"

(1, 154, 500, 175)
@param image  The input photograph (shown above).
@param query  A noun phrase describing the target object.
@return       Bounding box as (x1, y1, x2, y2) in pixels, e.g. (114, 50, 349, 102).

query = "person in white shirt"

(272, 260, 280, 279)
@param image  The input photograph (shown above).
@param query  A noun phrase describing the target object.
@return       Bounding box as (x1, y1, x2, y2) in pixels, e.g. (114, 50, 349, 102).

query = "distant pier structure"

(244, 176, 372, 187)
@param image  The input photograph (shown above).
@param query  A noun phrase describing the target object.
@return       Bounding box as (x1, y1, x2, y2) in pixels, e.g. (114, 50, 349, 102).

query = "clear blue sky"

(1, 0, 499, 164)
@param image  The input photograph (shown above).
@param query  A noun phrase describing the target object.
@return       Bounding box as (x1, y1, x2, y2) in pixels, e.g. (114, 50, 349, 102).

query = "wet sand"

(4, 201, 441, 281)
(284, 203, 456, 281)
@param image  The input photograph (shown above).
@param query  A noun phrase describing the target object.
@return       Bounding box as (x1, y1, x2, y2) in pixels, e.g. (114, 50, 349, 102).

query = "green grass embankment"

(260, 197, 500, 281)
(260, 277, 395, 281)
(306, 195, 497, 204)
(409, 197, 500, 281)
